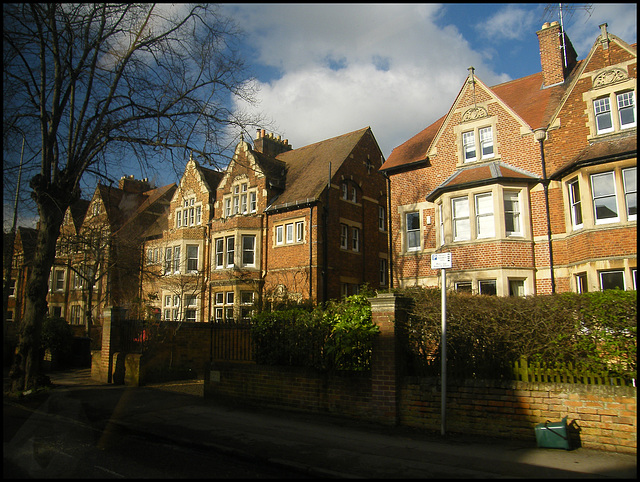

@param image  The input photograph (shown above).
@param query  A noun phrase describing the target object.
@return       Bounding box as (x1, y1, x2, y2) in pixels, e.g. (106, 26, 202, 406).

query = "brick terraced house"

(44, 176, 177, 330)
(142, 126, 389, 322)
(380, 22, 636, 295)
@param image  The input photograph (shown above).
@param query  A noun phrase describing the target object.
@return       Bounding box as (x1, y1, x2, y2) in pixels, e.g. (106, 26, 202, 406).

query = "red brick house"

(381, 22, 636, 295)
(45, 177, 176, 328)
(143, 126, 389, 322)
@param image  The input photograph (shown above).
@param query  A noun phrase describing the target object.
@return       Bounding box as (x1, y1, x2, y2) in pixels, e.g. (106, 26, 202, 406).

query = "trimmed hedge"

(251, 293, 379, 371)
(395, 288, 637, 382)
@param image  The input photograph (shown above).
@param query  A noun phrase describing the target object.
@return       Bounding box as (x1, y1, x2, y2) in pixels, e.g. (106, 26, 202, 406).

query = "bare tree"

(3, 3, 262, 391)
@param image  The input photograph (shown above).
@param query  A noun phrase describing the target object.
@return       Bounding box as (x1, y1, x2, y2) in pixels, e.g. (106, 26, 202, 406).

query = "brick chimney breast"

(537, 21, 577, 88)
(253, 129, 293, 157)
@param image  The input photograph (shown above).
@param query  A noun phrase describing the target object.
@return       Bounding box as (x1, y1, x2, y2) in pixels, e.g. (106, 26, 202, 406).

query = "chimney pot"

(542, 22, 550, 29)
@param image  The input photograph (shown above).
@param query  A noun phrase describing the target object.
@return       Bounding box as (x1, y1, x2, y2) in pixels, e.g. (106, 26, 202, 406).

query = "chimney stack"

(119, 175, 151, 193)
(254, 129, 293, 157)
(537, 21, 577, 88)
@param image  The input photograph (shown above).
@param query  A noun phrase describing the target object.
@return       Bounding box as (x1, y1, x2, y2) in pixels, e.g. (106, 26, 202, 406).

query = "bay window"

(475, 193, 494, 238)
(187, 245, 198, 272)
(623, 167, 636, 220)
(568, 179, 583, 229)
(242, 235, 255, 266)
(591, 171, 619, 223)
(503, 191, 522, 236)
(451, 197, 470, 241)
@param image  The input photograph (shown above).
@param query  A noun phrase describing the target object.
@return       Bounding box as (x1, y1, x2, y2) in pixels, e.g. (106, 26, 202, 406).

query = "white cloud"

(474, 5, 537, 41)
(227, 4, 510, 157)
(562, 3, 637, 58)
(227, 3, 636, 159)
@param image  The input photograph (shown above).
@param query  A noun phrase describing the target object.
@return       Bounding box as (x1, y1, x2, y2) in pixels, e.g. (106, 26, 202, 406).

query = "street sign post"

(431, 252, 451, 436)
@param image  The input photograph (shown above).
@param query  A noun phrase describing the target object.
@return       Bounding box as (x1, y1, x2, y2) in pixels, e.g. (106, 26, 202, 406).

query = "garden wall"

(204, 293, 637, 454)
(400, 377, 636, 453)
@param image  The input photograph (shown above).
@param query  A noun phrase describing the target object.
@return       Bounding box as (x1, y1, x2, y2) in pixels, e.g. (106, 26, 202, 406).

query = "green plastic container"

(535, 416, 570, 450)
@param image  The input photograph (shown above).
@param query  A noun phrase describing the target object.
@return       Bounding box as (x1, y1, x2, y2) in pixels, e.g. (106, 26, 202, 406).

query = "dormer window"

(462, 126, 494, 163)
(594, 97, 614, 134)
(479, 127, 494, 158)
(175, 197, 202, 228)
(462, 131, 476, 162)
(618, 91, 636, 129)
(223, 181, 257, 218)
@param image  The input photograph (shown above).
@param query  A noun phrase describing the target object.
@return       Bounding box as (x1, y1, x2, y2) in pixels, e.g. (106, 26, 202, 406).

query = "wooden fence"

(512, 357, 634, 386)
(210, 321, 254, 362)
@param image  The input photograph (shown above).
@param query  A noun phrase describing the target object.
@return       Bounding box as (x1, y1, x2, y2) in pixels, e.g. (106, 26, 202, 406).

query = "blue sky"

(4, 3, 637, 229)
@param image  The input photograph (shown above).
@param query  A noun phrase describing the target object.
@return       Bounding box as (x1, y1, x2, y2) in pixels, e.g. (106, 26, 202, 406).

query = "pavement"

(4, 367, 637, 479)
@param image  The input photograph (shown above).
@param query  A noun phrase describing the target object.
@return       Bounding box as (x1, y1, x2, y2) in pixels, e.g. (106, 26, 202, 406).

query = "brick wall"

(400, 377, 636, 454)
(206, 362, 372, 419)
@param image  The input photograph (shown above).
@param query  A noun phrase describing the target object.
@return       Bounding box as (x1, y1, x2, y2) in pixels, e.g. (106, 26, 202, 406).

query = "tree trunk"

(10, 186, 68, 392)
(86, 284, 94, 338)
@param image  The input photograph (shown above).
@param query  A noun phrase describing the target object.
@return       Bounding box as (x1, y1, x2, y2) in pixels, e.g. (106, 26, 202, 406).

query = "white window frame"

(503, 191, 522, 236)
(176, 210, 182, 228)
(599, 270, 625, 291)
(478, 279, 497, 295)
(215, 238, 224, 268)
(275, 225, 283, 245)
(591, 171, 619, 224)
(508, 279, 525, 297)
(224, 198, 232, 217)
(296, 221, 304, 242)
(173, 246, 181, 273)
(568, 178, 583, 229)
(352, 227, 360, 252)
(617, 91, 636, 129)
(594, 97, 614, 134)
(226, 236, 235, 267)
(475, 193, 494, 238)
(186, 245, 199, 272)
(479, 126, 494, 159)
(54, 269, 65, 291)
(622, 167, 636, 221)
(451, 197, 470, 241)
(285, 223, 294, 243)
(249, 192, 257, 213)
(242, 235, 255, 267)
(406, 212, 421, 250)
(438, 203, 444, 247)
(340, 224, 348, 249)
(379, 258, 387, 286)
(462, 130, 476, 163)
(378, 206, 385, 231)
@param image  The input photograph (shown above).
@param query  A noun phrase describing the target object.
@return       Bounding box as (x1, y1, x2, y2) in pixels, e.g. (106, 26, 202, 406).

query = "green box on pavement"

(535, 416, 570, 450)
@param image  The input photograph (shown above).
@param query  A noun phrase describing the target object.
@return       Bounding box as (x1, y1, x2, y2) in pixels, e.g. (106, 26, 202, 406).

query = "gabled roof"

(69, 199, 90, 231)
(266, 127, 372, 211)
(195, 162, 224, 192)
(425, 161, 539, 202)
(115, 183, 177, 236)
(381, 70, 571, 173)
(14, 226, 38, 260)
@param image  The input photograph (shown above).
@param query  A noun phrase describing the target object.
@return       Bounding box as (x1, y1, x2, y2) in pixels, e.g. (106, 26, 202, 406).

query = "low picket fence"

(512, 357, 634, 387)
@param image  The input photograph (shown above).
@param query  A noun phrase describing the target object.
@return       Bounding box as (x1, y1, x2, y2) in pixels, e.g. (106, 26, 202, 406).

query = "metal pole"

(441, 268, 447, 436)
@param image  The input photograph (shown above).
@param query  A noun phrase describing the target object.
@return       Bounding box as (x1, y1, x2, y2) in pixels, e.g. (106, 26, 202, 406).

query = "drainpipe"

(384, 172, 393, 289)
(534, 128, 556, 294)
(309, 205, 314, 301)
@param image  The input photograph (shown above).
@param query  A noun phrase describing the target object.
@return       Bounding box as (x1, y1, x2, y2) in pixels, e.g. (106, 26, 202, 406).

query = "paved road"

(4, 375, 308, 478)
(4, 369, 637, 479)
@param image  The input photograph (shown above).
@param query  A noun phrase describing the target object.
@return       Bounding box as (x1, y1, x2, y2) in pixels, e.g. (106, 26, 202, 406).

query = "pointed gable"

(382, 69, 571, 173)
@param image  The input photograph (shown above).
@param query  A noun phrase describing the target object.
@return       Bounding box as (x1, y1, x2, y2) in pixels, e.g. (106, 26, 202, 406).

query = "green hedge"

(396, 288, 637, 382)
(251, 293, 379, 371)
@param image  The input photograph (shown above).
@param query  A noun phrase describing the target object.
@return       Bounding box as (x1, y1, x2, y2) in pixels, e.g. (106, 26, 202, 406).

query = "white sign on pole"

(431, 252, 452, 269)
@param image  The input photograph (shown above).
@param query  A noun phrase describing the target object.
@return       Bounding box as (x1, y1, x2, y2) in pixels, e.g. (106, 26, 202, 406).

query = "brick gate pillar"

(99, 307, 127, 383)
(368, 292, 410, 425)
